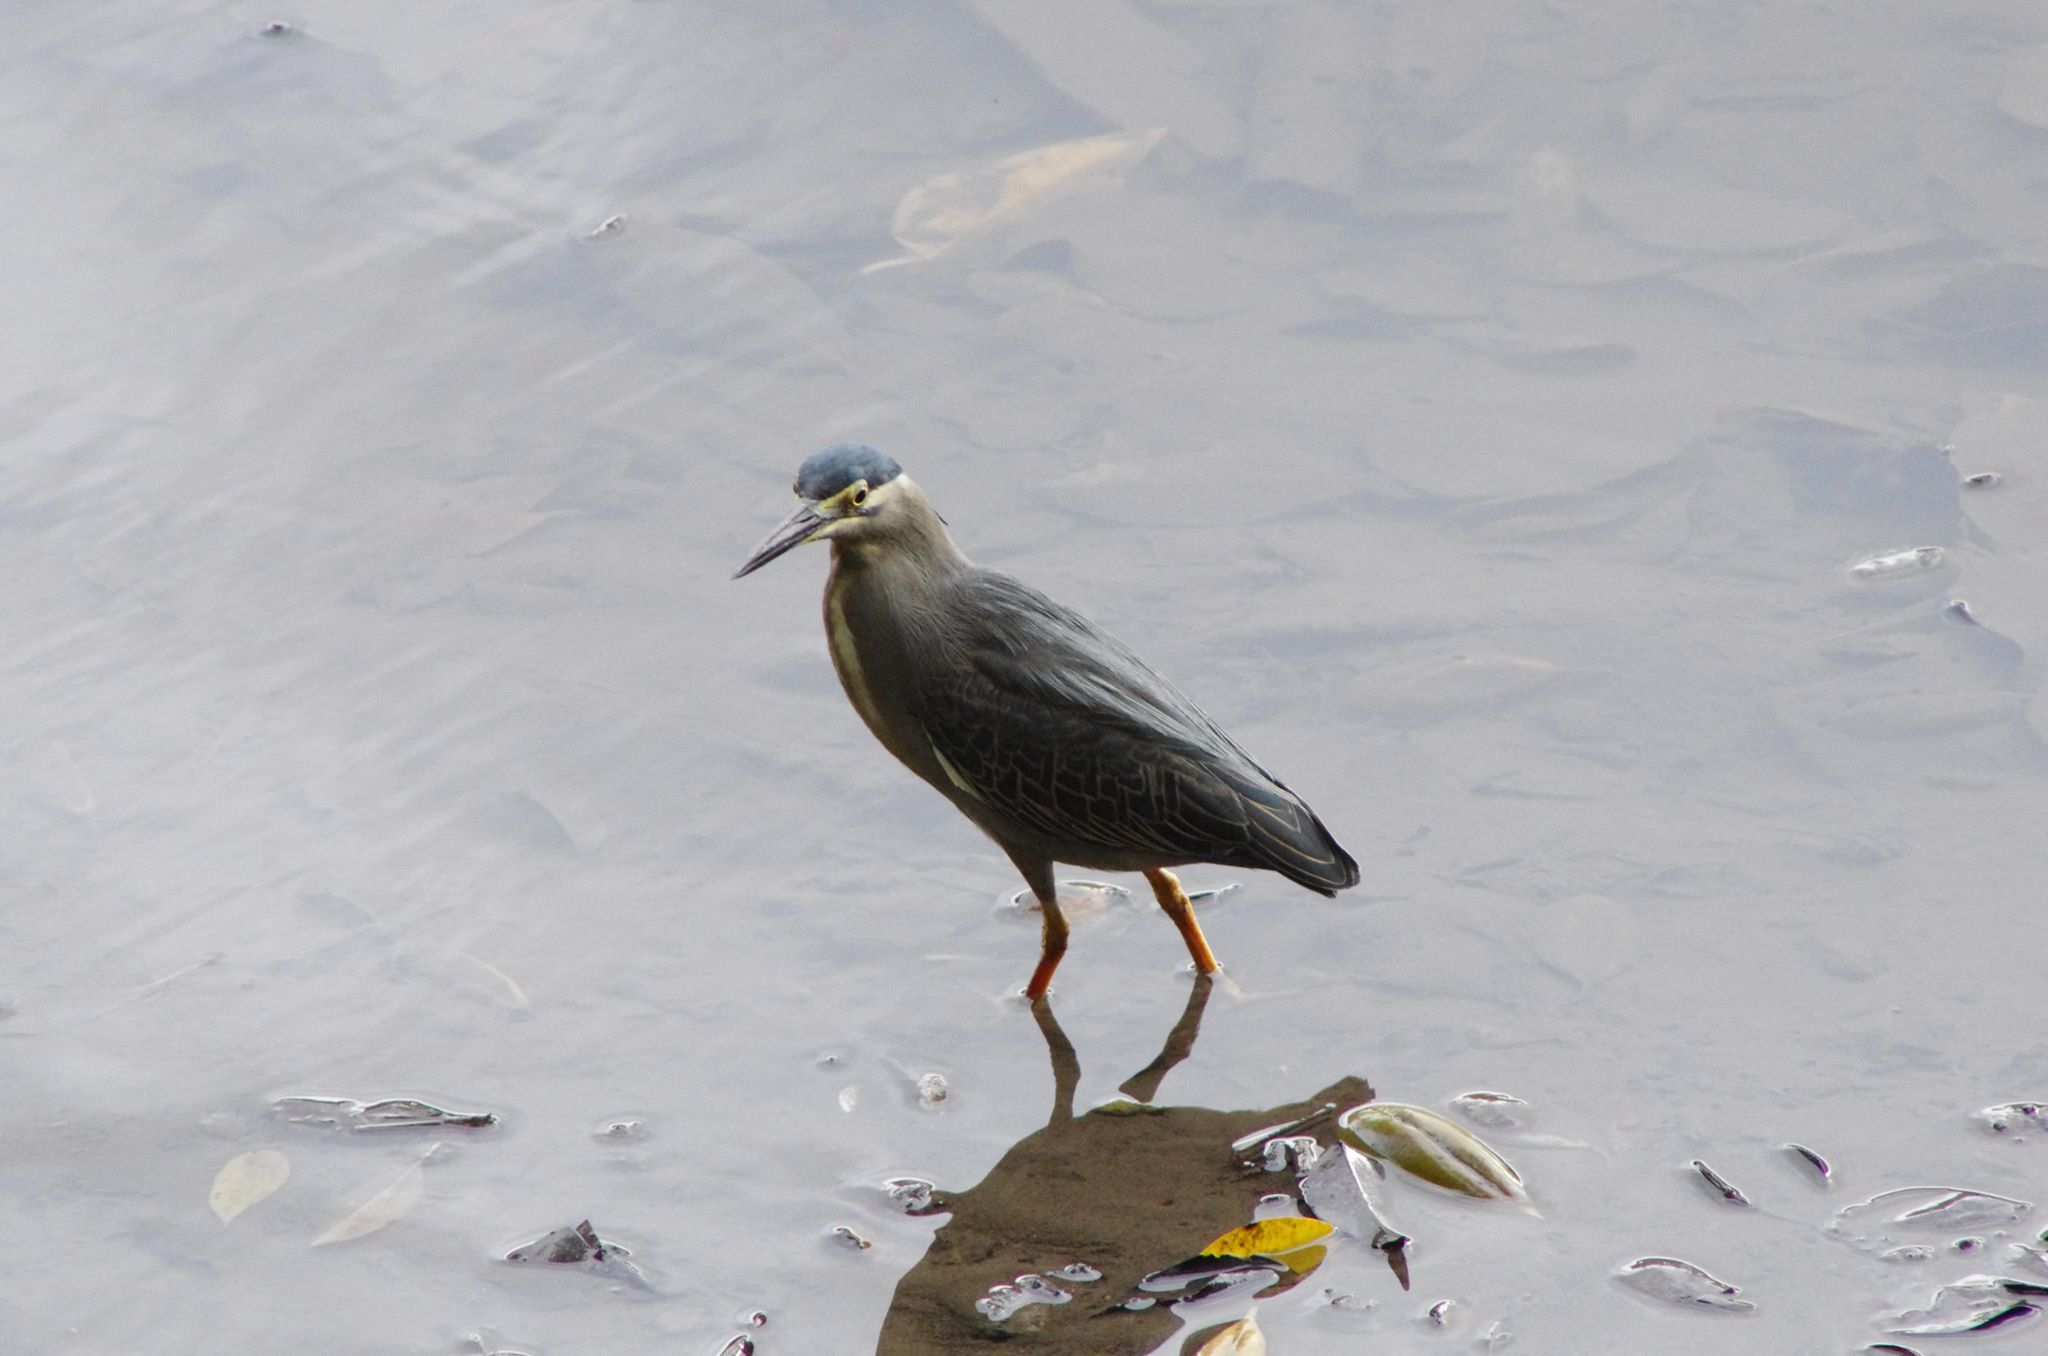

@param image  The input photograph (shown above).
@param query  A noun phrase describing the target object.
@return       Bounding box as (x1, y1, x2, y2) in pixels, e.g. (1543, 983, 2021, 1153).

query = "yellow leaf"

(1279, 1244, 1326, 1275)
(1200, 1215, 1333, 1260)
(1195, 1311, 1267, 1356)
(311, 1159, 424, 1247)
(209, 1149, 290, 1224)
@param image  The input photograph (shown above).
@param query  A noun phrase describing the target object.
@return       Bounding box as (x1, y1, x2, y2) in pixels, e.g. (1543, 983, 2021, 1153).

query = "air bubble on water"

(1262, 1134, 1319, 1173)
(975, 1274, 1070, 1321)
(883, 1177, 935, 1212)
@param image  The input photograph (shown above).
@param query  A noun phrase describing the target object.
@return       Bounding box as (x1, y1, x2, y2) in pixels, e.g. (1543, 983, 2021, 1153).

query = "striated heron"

(735, 444, 1358, 999)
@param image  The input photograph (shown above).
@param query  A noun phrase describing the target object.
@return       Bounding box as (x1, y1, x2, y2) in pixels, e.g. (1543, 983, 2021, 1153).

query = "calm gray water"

(5, 3, 2047, 1352)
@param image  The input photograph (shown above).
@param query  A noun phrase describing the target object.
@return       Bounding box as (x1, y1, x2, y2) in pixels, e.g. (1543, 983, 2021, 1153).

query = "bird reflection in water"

(874, 981, 1395, 1354)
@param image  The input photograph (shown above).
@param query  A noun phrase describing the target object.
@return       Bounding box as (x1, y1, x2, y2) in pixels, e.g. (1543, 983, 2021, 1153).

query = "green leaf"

(1337, 1102, 1534, 1212)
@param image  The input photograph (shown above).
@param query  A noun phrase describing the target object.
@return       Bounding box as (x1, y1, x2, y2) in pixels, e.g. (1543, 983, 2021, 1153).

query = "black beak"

(734, 501, 827, 578)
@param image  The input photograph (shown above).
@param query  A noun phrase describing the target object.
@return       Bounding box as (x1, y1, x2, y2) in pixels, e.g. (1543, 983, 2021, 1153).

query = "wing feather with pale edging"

(913, 571, 1349, 886)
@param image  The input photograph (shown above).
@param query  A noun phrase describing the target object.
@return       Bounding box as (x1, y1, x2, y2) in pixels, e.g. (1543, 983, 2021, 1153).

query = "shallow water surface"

(4, 3, 2047, 1353)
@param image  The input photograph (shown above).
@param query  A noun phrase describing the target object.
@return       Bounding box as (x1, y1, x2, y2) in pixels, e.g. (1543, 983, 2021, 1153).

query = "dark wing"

(915, 570, 1358, 893)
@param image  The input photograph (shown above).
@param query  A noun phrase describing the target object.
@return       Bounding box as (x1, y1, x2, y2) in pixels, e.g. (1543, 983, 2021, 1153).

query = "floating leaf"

(1889, 1274, 2046, 1336)
(1833, 1186, 2033, 1250)
(1337, 1102, 1533, 1211)
(1200, 1216, 1333, 1260)
(862, 128, 1166, 273)
(506, 1220, 605, 1264)
(209, 1148, 290, 1224)
(1850, 546, 1945, 578)
(1195, 1311, 1266, 1356)
(311, 1158, 425, 1246)
(1784, 1143, 1832, 1184)
(505, 1220, 651, 1289)
(274, 1094, 495, 1132)
(1614, 1256, 1755, 1311)
(1691, 1159, 1751, 1206)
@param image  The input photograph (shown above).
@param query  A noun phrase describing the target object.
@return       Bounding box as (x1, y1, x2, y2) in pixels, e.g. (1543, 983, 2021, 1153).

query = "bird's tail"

(1230, 772, 1361, 897)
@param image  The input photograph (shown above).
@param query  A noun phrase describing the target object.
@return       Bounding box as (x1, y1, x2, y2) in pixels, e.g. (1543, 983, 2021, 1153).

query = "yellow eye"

(849, 482, 869, 509)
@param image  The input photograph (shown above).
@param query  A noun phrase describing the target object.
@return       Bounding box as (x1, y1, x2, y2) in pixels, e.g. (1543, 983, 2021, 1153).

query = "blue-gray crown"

(795, 443, 902, 500)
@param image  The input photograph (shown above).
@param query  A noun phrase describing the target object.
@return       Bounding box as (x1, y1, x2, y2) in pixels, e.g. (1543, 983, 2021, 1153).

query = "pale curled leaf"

(863, 128, 1166, 273)
(1195, 1310, 1266, 1356)
(1337, 1102, 1534, 1212)
(209, 1149, 290, 1224)
(1299, 1141, 1407, 1250)
(311, 1159, 425, 1246)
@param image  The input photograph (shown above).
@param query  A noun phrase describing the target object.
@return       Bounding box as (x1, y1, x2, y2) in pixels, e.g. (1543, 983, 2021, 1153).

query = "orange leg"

(1145, 867, 1221, 975)
(1023, 893, 1069, 1001)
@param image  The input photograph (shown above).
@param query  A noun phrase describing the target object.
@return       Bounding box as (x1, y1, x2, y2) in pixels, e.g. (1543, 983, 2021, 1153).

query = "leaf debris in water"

(1337, 1102, 1533, 1212)
(1833, 1186, 2033, 1248)
(1613, 1256, 1755, 1311)
(1299, 1142, 1408, 1254)
(504, 1220, 651, 1289)
(862, 128, 1167, 274)
(311, 1156, 426, 1247)
(209, 1148, 290, 1224)
(1229, 1103, 1337, 1157)
(1691, 1158, 1751, 1206)
(1889, 1274, 2047, 1336)
(1784, 1142, 1832, 1184)
(1449, 1090, 1531, 1129)
(1850, 546, 1945, 579)
(275, 1094, 496, 1132)
(1194, 1312, 1266, 1356)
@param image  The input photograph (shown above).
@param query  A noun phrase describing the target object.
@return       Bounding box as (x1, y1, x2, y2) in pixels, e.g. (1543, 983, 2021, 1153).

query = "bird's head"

(734, 443, 915, 577)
